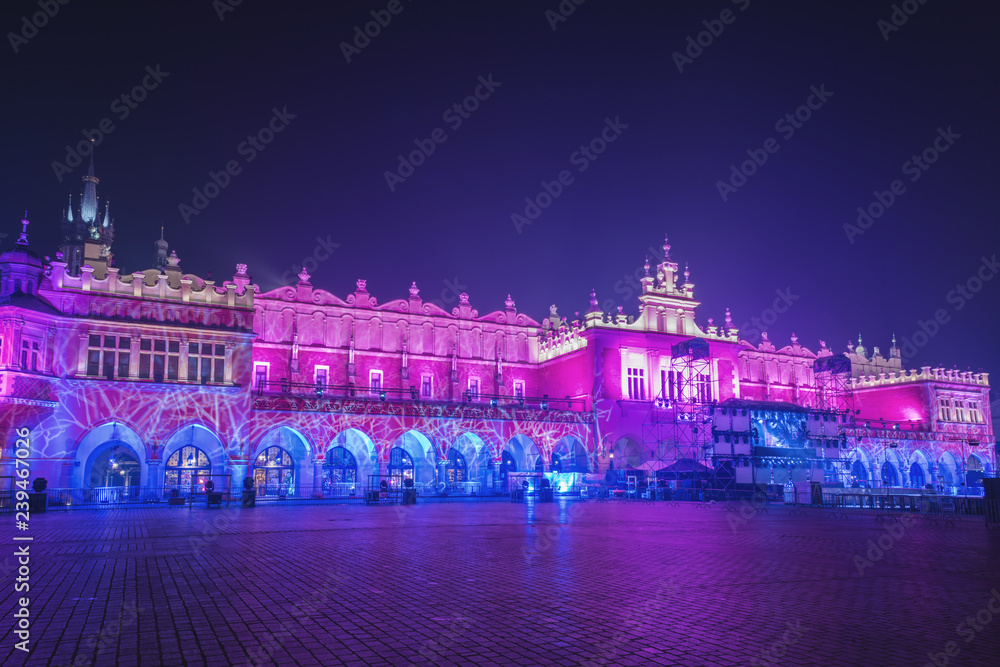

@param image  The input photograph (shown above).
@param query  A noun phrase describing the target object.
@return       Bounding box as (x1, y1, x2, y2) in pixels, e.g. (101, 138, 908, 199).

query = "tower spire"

(81, 142, 99, 224)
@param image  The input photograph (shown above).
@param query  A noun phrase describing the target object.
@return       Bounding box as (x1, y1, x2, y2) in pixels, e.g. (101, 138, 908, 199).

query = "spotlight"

(379, 391, 386, 402)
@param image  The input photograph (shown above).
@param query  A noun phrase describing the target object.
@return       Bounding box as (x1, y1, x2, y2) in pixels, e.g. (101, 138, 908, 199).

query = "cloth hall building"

(0, 162, 994, 499)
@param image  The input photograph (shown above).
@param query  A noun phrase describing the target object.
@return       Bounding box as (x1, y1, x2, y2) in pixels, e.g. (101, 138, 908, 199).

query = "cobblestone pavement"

(1, 499, 999, 666)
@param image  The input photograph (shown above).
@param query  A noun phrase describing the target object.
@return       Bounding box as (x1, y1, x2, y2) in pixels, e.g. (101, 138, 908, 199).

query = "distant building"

(0, 163, 994, 498)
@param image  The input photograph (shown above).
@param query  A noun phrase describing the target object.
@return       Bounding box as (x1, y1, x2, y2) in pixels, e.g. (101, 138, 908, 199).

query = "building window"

(955, 400, 966, 423)
(188, 342, 226, 383)
(514, 381, 525, 400)
(86, 335, 126, 378)
(164, 446, 211, 492)
(968, 400, 983, 424)
(324, 446, 358, 491)
(388, 447, 414, 482)
(939, 397, 952, 422)
(421, 374, 433, 398)
(370, 370, 383, 395)
(468, 377, 480, 401)
(314, 366, 329, 390)
(254, 363, 269, 390)
(662, 369, 682, 401)
(253, 446, 294, 496)
(697, 373, 712, 403)
(139, 338, 179, 380)
(627, 367, 645, 400)
(21, 339, 40, 372)
(446, 449, 467, 487)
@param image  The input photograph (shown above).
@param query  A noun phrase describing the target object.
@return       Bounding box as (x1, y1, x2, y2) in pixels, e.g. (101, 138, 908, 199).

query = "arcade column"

(312, 458, 324, 497)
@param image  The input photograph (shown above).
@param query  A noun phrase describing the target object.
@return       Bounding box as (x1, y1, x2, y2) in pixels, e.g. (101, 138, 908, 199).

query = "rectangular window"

(421, 374, 433, 398)
(86, 335, 120, 378)
(315, 366, 329, 389)
(968, 400, 982, 424)
(468, 378, 480, 401)
(188, 342, 225, 383)
(117, 337, 131, 378)
(254, 363, 269, 390)
(370, 370, 383, 395)
(955, 401, 966, 423)
(697, 373, 712, 403)
(514, 381, 524, 400)
(939, 398, 952, 422)
(627, 367, 645, 400)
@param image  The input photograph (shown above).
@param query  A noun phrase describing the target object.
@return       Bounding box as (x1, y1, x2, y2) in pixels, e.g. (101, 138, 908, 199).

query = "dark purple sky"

(3, 0, 998, 403)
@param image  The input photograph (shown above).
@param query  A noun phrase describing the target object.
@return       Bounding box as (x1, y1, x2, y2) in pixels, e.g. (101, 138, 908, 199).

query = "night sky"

(3, 1, 999, 410)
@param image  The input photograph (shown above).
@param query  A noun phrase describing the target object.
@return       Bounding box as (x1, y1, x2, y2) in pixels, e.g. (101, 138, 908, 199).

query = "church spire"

(81, 146, 99, 225)
(155, 225, 169, 268)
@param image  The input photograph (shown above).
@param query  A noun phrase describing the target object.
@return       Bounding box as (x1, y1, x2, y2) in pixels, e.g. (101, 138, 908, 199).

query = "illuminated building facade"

(0, 163, 994, 498)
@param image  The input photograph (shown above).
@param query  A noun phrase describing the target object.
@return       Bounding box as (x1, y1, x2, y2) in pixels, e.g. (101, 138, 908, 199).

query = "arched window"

(324, 446, 358, 493)
(446, 450, 467, 487)
(880, 462, 898, 488)
(909, 463, 926, 488)
(388, 447, 414, 482)
(165, 446, 211, 491)
(253, 446, 295, 496)
(850, 460, 867, 487)
(551, 453, 563, 473)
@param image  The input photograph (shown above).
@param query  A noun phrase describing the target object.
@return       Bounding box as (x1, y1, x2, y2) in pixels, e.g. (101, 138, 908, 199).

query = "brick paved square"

(1, 500, 999, 666)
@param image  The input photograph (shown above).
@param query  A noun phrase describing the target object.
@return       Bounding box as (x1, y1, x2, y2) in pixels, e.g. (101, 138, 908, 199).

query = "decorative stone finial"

(762, 331, 769, 341)
(166, 250, 180, 268)
(459, 292, 470, 305)
(589, 289, 599, 311)
(791, 333, 798, 345)
(684, 263, 690, 283)
(16, 211, 30, 246)
(724, 307, 732, 327)
(663, 235, 671, 260)
(617, 306, 623, 315)
(708, 317, 714, 327)
(644, 256, 650, 277)
(298, 267, 310, 284)
(235, 263, 248, 276)
(356, 278, 367, 292)
(409, 281, 419, 298)
(505, 294, 514, 309)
